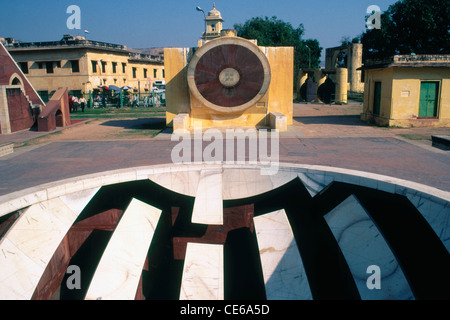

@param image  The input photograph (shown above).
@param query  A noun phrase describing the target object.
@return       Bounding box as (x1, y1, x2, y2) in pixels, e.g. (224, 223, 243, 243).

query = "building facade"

(360, 55, 450, 127)
(2, 35, 165, 102)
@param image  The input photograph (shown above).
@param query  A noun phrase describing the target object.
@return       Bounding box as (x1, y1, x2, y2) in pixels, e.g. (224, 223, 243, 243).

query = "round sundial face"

(187, 37, 271, 113)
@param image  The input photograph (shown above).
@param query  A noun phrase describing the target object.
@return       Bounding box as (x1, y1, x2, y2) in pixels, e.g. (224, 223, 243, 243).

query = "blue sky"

(0, 0, 397, 61)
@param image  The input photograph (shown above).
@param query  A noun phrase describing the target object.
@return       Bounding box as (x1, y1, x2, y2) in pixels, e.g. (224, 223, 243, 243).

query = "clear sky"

(0, 0, 397, 61)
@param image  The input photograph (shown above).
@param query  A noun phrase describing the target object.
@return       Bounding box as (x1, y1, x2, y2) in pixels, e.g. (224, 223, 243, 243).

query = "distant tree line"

(234, 16, 322, 71)
(359, 0, 449, 61)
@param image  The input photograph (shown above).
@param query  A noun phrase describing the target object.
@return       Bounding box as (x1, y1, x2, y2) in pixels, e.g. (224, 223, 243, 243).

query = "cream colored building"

(360, 55, 450, 127)
(3, 35, 164, 102)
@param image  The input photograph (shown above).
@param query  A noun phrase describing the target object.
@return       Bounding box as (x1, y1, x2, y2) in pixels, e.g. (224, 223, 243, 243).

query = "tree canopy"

(233, 16, 322, 71)
(361, 0, 450, 61)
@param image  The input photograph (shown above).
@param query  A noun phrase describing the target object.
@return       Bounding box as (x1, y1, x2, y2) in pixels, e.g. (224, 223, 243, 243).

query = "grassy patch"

(397, 133, 431, 141)
(114, 120, 167, 138)
(69, 107, 166, 119)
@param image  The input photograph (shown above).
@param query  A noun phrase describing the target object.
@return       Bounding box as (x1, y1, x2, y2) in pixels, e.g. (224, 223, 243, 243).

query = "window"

(162, 69, 165, 78)
(122, 63, 127, 73)
(11, 77, 21, 85)
(143, 68, 147, 78)
(153, 69, 157, 78)
(56, 61, 61, 68)
(132, 67, 137, 78)
(112, 62, 117, 73)
(38, 90, 49, 103)
(19, 62, 28, 74)
(71, 60, 80, 73)
(68, 90, 82, 98)
(91, 61, 98, 73)
(38, 62, 44, 69)
(101, 61, 107, 73)
(46, 62, 54, 74)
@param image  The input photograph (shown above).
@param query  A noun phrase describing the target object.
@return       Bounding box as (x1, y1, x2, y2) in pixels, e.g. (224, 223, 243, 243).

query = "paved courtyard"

(0, 101, 449, 196)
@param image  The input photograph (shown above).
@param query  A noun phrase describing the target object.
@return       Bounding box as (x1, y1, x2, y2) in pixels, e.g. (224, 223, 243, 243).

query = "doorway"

(373, 82, 382, 116)
(419, 81, 439, 118)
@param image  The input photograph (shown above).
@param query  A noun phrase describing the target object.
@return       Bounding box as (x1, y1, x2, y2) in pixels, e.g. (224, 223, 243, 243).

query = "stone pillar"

(350, 43, 363, 93)
(335, 68, 348, 104)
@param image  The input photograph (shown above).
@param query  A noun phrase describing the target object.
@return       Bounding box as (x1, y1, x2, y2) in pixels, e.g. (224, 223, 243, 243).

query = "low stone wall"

(37, 88, 70, 132)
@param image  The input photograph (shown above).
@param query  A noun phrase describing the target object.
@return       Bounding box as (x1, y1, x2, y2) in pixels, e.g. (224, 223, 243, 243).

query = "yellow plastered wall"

(164, 48, 191, 127)
(361, 68, 393, 125)
(266, 46, 294, 125)
(392, 68, 450, 120)
(189, 92, 268, 128)
(441, 78, 450, 120)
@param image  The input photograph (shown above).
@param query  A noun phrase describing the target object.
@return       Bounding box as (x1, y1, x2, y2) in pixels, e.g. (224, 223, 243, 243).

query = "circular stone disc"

(219, 68, 240, 87)
(187, 37, 271, 113)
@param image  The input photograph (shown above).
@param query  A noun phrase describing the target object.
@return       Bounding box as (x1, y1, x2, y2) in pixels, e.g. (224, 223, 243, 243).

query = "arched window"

(9, 73, 23, 86)
(11, 77, 21, 85)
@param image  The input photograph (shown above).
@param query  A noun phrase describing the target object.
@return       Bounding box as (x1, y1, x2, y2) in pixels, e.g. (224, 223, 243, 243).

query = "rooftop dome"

(208, 3, 222, 18)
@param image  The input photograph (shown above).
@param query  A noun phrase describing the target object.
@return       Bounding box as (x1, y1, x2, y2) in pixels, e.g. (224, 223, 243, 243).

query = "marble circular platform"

(0, 163, 448, 300)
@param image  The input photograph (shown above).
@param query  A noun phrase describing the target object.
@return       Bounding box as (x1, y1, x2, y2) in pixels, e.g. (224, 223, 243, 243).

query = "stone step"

(432, 135, 450, 150)
(0, 143, 14, 157)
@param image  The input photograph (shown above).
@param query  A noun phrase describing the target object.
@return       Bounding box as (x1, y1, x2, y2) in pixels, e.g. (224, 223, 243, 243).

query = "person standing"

(79, 96, 86, 112)
(73, 96, 79, 112)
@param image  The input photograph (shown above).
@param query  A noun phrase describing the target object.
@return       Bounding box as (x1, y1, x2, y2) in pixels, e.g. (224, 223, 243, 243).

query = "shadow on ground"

(100, 118, 166, 130)
(294, 115, 373, 127)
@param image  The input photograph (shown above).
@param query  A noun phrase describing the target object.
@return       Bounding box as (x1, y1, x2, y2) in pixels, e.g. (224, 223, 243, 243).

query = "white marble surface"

(0, 163, 449, 300)
(405, 191, 450, 253)
(148, 166, 201, 198)
(253, 209, 312, 300)
(192, 169, 224, 225)
(0, 198, 78, 299)
(297, 172, 334, 197)
(59, 188, 100, 216)
(222, 168, 273, 200)
(179, 243, 224, 300)
(85, 198, 162, 300)
(324, 195, 414, 300)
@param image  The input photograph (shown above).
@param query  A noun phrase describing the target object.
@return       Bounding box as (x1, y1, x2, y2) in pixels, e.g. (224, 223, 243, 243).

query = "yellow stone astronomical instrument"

(165, 34, 294, 131)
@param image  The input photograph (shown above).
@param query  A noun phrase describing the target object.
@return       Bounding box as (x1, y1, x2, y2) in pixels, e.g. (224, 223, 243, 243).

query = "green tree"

(233, 16, 322, 71)
(361, 0, 450, 61)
